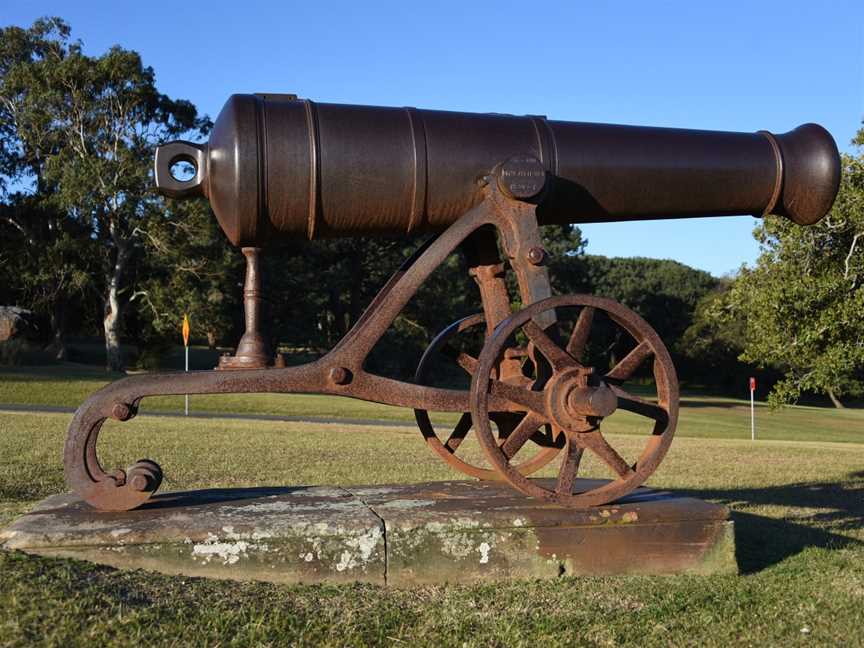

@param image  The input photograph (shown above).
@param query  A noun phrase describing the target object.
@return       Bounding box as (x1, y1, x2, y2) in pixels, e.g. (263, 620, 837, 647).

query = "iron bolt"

(129, 474, 149, 492)
(527, 247, 547, 266)
(329, 366, 352, 385)
(111, 403, 132, 421)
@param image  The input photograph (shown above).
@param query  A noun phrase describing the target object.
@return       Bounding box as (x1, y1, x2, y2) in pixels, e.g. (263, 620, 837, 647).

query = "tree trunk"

(52, 331, 67, 361)
(207, 330, 217, 350)
(103, 282, 123, 372)
(328, 287, 347, 344)
(827, 389, 845, 409)
(103, 228, 129, 373)
(49, 302, 67, 361)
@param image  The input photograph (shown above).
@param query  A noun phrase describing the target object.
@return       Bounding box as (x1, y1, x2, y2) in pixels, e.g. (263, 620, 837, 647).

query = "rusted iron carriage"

(64, 94, 840, 511)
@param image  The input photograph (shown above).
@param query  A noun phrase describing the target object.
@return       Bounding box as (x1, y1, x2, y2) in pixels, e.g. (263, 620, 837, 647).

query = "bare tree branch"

(844, 232, 861, 281)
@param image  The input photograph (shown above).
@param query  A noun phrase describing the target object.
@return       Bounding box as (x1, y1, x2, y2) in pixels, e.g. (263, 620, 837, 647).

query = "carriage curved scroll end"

(63, 384, 162, 511)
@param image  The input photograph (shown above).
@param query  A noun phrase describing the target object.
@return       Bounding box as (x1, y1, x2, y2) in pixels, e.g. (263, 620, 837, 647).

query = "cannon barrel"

(154, 94, 840, 246)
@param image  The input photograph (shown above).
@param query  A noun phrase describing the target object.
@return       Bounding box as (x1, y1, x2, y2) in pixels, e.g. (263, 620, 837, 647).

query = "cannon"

(64, 94, 841, 511)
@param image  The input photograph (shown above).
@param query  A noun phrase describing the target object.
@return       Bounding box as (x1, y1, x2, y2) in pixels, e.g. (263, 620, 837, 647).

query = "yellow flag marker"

(182, 313, 190, 347)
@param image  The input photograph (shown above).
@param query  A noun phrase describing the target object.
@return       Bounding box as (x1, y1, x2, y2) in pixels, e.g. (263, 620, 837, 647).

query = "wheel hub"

(546, 365, 618, 434)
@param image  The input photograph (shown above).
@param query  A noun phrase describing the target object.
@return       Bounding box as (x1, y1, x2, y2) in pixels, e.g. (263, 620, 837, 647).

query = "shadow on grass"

(680, 472, 864, 574)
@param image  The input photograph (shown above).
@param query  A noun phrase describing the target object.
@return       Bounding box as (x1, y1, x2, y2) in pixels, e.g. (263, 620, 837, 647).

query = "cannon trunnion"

(64, 94, 841, 512)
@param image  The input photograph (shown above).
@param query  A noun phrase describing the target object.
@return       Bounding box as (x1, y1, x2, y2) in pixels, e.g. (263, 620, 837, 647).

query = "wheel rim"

(469, 295, 679, 507)
(414, 313, 563, 480)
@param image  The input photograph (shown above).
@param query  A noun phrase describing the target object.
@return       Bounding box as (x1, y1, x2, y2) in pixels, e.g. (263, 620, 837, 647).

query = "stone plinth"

(1, 480, 736, 585)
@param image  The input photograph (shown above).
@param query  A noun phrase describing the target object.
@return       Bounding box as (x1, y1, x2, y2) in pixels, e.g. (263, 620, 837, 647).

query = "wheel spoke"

(606, 340, 653, 382)
(500, 412, 545, 459)
(456, 352, 478, 375)
(555, 440, 584, 494)
(522, 321, 573, 371)
(488, 379, 548, 415)
(609, 385, 669, 423)
(444, 412, 473, 452)
(578, 430, 635, 478)
(566, 306, 595, 361)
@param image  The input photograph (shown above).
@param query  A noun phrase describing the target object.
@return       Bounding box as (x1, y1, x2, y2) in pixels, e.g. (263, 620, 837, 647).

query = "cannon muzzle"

(154, 94, 840, 245)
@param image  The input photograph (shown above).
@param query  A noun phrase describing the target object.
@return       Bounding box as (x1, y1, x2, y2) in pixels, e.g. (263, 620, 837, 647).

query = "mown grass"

(1, 407, 864, 646)
(2, 365, 864, 444)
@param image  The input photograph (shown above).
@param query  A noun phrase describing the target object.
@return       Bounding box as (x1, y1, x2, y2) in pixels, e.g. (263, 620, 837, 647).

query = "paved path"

(0, 403, 416, 428)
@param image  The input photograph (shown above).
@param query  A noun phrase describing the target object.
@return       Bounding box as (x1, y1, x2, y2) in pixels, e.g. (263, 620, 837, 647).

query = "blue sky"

(5, 0, 863, 276)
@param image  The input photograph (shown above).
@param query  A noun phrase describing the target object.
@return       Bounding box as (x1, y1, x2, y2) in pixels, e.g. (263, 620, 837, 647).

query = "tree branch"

(1, 214, 36, 246)
(843, 232, 861, 282)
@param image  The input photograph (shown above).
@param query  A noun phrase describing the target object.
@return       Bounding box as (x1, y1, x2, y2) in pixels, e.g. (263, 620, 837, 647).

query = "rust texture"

(64, 95, 841, 512)
(217, 247, 273, 369)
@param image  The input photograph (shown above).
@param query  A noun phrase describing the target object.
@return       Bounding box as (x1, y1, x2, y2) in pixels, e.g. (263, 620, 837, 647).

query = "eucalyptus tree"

(0, 17, 208, 369)
(725, 127, 864, 407)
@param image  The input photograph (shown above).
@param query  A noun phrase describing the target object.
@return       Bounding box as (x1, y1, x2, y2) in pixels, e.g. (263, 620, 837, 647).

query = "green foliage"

(132, 197, 241, 358)
(542, 223, 586, 263)
(262, 235, 480, 377)
(550, 254, 717, 352)
(0, 339, 26, 365)
(723, 133, 864, 407)
(0, 196, 98, 352)
(585, 256, 716, 340)
(0, 17, 208, 370)
(679, 281, 741, 360)
(676, 281, 779, 393)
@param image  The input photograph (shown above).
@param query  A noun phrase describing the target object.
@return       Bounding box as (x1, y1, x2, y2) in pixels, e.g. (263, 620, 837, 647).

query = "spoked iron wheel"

(414, 313, 563, 480)
(469, 295, 679, 507)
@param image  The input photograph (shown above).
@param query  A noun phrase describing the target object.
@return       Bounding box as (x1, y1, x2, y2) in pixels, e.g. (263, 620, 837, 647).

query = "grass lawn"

(2, 364, 864, 444)
(1, 401, 863, 646)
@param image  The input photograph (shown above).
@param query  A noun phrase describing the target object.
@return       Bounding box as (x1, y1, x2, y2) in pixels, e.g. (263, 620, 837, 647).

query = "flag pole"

(185, 346, 189, 416)
(182, 314, 190, 417)
(749, 376, 756, 441)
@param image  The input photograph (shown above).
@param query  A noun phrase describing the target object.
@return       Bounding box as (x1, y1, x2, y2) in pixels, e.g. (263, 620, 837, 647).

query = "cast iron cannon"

(64, 93, 841, 511)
